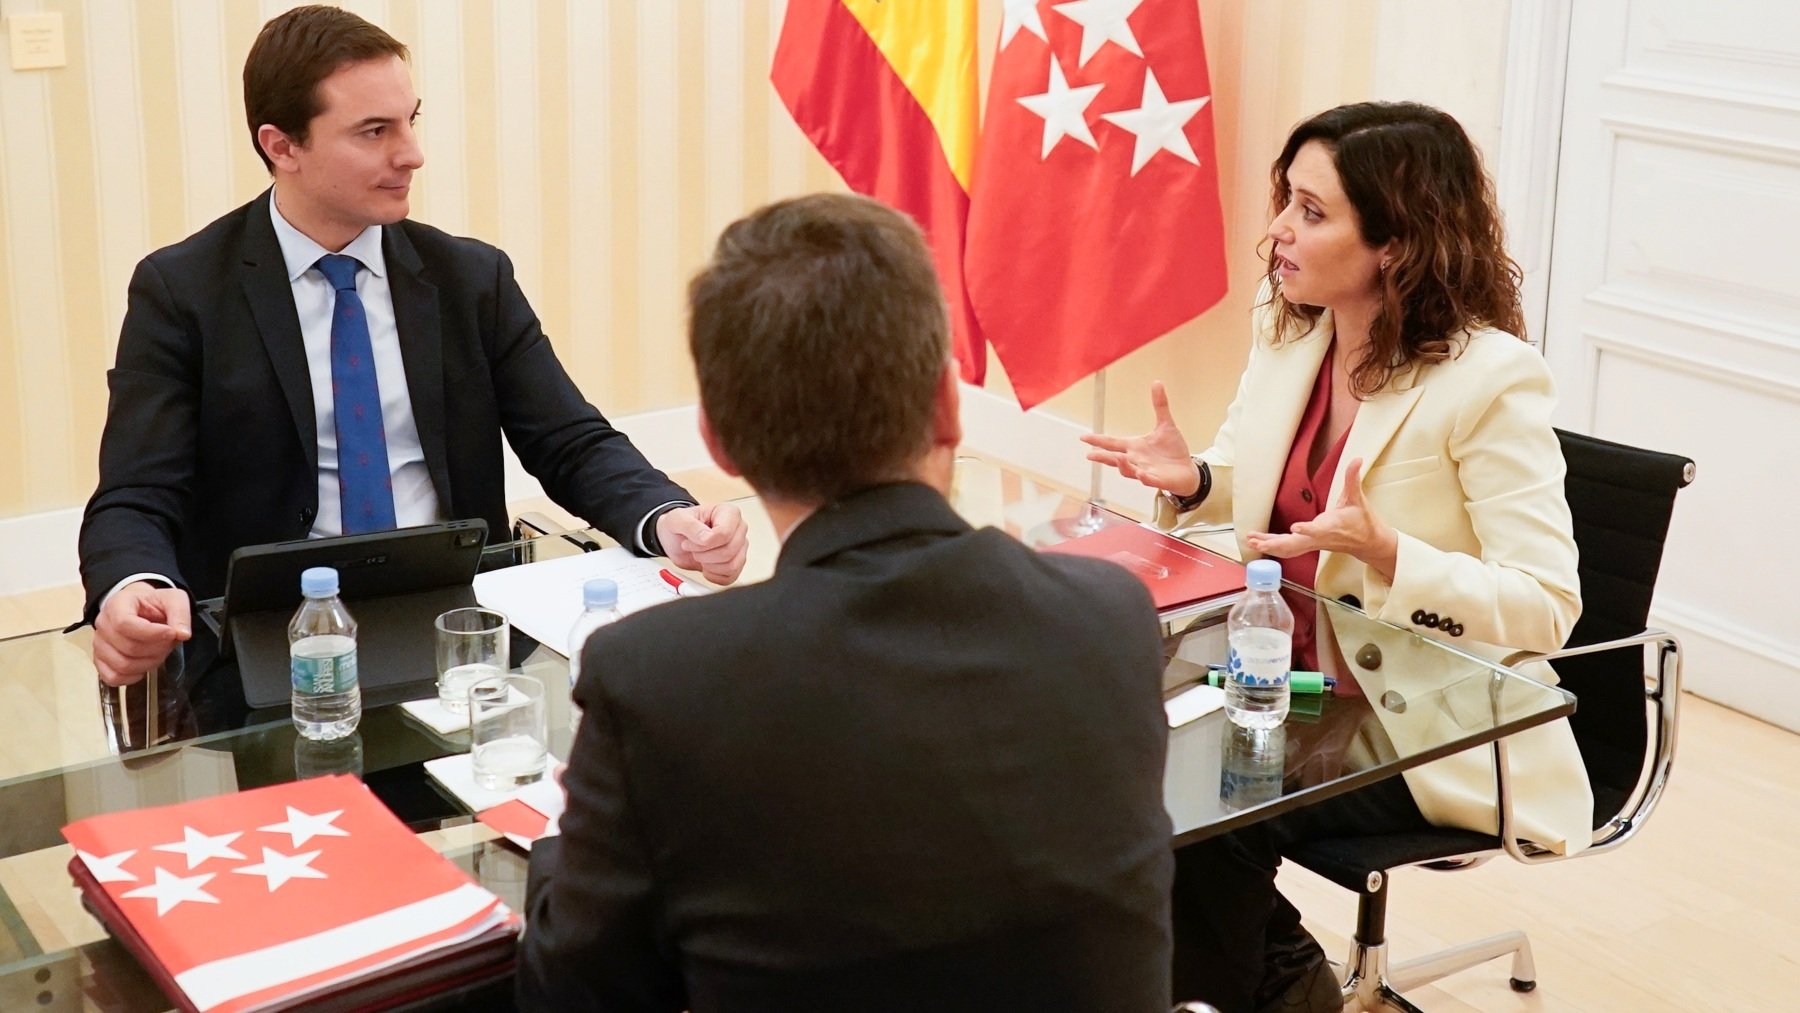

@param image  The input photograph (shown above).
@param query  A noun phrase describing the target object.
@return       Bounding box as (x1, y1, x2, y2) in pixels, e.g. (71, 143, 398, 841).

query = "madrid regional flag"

(968, 0, 1229, 408)
(62, 774, 515, 1013)
(772, 0, 987, 384)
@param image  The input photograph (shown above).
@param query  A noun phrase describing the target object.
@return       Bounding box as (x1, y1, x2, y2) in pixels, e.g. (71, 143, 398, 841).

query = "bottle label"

(292, 648, 357, 695)
(1227, 628, 1292, 688)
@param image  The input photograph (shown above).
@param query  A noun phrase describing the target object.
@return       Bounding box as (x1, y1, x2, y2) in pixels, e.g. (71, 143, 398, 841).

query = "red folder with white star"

(62, 774, 518, 1013)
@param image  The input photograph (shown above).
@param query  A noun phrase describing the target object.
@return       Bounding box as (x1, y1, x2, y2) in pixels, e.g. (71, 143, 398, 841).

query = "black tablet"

(205, 520, 489, 710)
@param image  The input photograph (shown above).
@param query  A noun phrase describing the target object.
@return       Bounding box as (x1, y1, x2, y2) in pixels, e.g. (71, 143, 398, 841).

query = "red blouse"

(1267, 343, 1349, 671)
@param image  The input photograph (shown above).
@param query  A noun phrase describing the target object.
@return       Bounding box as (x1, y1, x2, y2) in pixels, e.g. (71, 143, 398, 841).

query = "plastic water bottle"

(1224, 559, 1294, 730)
(289, 566, 361, 740)
(567, 578, 623, 690)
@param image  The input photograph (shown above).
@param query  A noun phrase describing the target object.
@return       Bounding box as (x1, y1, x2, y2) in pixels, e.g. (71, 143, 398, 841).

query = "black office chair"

(1282, 429, 1695, 1012)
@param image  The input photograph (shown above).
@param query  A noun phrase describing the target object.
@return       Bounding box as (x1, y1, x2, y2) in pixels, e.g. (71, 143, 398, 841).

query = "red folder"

(1042, 522, 1245, 611)
(62, 775, 519, 1013)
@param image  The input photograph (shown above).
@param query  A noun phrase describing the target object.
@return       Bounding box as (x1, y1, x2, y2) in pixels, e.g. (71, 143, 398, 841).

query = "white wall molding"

(1495, 0, 1574, 346)
(0, 507, 84, 597)
(1587, 331, 1800, 404)
(502, 403, 710, 506)
(956, 383, 1163, 517)
(1586, 287, 1800, 356)
(1604, 115, 1800, 166)
(1609, 68, 1800, 115)
(1656, 599, 1800, 733)
(0, 406, 712, 597)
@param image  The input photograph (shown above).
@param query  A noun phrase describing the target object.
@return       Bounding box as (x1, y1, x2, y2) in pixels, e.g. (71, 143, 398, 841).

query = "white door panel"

(1592, 353, 1799, 635)
(1624, 1, 1800, 98)
(1546, 0, 1800, 725)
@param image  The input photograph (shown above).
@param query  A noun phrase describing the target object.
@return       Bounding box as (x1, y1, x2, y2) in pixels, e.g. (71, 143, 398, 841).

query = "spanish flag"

(771, 0, 986, 384)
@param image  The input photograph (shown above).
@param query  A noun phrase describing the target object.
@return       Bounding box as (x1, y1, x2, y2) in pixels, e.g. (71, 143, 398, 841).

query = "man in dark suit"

(80, 5, 746, 695)
(516, 193, 1174, 1012)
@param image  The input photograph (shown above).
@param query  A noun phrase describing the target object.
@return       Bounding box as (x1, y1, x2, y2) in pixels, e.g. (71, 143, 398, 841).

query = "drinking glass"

(469, 675, 548, 790)
(435, 608, 509, 713)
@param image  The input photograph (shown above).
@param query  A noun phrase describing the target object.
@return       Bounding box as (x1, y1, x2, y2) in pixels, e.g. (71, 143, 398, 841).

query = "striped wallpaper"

(0, 0, 1507, 528)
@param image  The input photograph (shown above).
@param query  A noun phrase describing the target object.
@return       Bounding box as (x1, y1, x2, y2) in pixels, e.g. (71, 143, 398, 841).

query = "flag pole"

(1066, 367, 1106, 536)
(1086, 367, 1106, 509)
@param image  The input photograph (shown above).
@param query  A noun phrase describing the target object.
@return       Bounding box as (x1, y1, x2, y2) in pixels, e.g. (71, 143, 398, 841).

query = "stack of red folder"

(62, 774, 518, 1013)
(1041, 521, 1245, 611)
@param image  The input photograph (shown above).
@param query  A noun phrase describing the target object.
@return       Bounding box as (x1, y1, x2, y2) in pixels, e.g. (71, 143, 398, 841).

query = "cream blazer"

(1156, 301, 1592, 853)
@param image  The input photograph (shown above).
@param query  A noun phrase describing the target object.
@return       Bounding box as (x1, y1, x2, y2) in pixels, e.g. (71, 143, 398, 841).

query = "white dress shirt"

(269, 193, 440, 537)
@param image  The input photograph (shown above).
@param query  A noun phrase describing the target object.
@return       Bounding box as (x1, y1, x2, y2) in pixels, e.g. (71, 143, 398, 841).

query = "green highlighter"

(1204, 667, 1334, 694)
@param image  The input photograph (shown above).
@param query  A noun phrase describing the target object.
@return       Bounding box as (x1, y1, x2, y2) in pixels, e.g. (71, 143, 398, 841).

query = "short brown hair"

(688, 194, 949, 504)
(243, 5, 408, 172)
(1264, 102, 1526, 396)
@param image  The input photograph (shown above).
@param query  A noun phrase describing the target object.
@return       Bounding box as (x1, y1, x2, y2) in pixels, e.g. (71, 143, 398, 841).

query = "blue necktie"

(316, 254, 397, 534)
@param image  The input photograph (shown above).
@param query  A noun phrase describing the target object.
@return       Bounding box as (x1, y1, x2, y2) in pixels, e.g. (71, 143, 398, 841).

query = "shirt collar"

(268, 188, 388, 283)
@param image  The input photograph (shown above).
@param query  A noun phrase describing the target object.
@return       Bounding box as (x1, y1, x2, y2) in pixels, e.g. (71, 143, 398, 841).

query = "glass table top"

(0, 459, 1573, 1009)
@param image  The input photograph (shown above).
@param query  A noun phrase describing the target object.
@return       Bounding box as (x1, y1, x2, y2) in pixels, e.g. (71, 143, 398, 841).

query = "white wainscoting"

(0, 405, 717, 597)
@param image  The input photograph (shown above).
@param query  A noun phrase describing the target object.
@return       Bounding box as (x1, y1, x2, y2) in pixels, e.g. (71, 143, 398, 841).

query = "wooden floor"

(5, 464, 1791, 1009)
(1283, 691, 1798, 1011)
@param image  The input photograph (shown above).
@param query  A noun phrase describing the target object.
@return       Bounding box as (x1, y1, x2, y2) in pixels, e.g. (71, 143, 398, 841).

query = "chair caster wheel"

(1510, 977, 1537, 993)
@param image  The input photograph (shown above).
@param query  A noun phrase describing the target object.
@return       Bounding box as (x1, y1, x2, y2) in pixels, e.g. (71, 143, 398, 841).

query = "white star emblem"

(1018, 55, 1105, 159)
(259, 806, 351, 848)
(151, 827, 245, 871)
(1000, 0, 1049, 48)
(1101, 68, 1210, 175)
(233, 847, 328, 892)
(1052, 0, 1145, 66)
(77, 849, 138, 884)
(121, 867, 220, 917)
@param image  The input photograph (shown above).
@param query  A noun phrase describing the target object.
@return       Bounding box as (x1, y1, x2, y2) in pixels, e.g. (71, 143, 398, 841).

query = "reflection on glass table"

(0, 459, 1571, 1009)
(1160, 593, 1575, 845)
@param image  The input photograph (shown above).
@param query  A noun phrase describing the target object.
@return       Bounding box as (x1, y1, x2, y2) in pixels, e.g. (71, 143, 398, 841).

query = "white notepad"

(473, 547, 686, 653)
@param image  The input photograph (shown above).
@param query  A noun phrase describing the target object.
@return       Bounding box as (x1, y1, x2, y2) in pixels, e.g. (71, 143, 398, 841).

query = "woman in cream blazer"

(1087, 102, 1586, 1012)
(1150, 302, 1590, 851)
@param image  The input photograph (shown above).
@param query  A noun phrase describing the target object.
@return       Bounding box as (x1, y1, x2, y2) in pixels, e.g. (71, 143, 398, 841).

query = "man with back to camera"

(515, 192, 1176, 1012)
(79, 5, 747, 708)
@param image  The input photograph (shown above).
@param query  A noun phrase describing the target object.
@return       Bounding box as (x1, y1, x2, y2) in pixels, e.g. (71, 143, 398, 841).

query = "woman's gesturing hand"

(1245, 458, 1400, 581)
(1079, 382, 1200, 496)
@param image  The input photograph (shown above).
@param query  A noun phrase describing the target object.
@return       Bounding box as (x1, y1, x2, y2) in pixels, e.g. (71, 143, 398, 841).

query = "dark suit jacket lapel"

(383, 224, 454, 510)
(240, 189, 317, 474)
(780, 483, 972, 570)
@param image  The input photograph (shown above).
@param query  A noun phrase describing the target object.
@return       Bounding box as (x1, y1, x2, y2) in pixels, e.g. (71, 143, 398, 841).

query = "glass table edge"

(1171, 688, 1578, 847)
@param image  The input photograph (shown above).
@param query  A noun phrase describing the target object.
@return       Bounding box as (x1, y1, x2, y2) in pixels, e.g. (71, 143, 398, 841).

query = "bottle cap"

(300, 566, 339, 598)
(583, 578, 619, 609)
(1245, 559, 1282, 591)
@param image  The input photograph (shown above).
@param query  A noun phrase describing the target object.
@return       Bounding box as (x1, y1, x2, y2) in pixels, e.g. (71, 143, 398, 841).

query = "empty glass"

(469, 675, 548, 790)
(435, 608, 509, 713)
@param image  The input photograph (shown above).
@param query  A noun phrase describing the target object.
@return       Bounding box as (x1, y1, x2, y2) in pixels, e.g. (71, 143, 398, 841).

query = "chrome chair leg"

(1389, 930, 1535, 994)
(1335, 870, 1536, 1011)
(1337, 933, 1405, 1012)
(1370, 984, 1426, 1012)
(1337, 942, 1426, 1013)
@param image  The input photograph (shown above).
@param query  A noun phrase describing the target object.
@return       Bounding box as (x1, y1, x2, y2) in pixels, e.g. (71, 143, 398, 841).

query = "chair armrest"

(1502, 627, 1680, 671)
(511, 511, 602, 558)
(1492, 629, 1683, 865)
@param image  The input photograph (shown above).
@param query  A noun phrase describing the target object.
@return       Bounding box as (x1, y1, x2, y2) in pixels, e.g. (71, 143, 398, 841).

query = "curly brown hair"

(1263, 102, 1526, 396)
